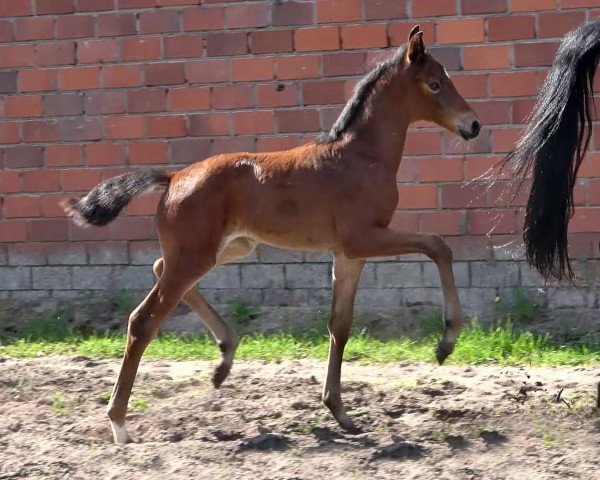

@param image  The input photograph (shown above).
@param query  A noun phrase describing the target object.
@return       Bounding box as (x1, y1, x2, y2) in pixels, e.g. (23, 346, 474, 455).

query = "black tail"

(63, 169, 171, 227)
(503, 19, 600, 281)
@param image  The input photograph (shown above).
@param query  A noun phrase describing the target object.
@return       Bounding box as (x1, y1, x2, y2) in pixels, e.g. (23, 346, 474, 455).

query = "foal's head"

(401, 26, 481, 140)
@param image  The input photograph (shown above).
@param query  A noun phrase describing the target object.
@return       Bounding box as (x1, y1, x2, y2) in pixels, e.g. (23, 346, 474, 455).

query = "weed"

(129, 397, 149, 412)
(227, 300, 261, 326)
(493, 286, 539, 326)
(52, 392, 74, 416)
(111, 289, 138, 315)
(419, 310, 444, 337)
(20, 311, 72, 342)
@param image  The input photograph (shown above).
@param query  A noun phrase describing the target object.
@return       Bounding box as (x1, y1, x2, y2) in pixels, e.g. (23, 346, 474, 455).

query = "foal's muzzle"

(458, 117, 481, 140)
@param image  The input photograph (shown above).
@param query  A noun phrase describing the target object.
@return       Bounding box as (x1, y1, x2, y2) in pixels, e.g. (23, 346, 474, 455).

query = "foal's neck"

(343, 74, 411, 173)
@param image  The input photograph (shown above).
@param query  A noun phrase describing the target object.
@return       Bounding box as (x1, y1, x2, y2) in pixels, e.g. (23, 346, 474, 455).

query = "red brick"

(56, 14, 93, 39)
(121, 38, 161, 61)
(442, 129, 491, 155)
(183, 6, 224, 32)
(317, 0, 361, 22)
(97, 13, 136, 36)
(62, 168, 103, 191)
(206, 32, 248, 56)
(157, 0, 199, 5)
(77, 39, 119, 64)
(323, 52, 366, 77)
(127, 88, 167, 113)
(127, 192, 162, 216)
(139, 10, 180, 34)
(514, 42, 558, 67)
(441, 183, 489, 209)
(146, 115, 187, 138)
(468, 210, 517, 235)
(102, 65, 142, 88)
(36, 0, 74, 15)
(273, 1, 314, 26)
(0, 172, 21, 194)
(59, 66, 100, 90)
(412, 0, 456, 16)
(341, 24, 388, 49)
(18, 69, 57, 93)
(109, 216, 155, 241)
(5, 147, 43, 170)
(0, 45, 36, 68)
(76, 0, 114, 11)
(60, 117, 102, 141)
(117, 0, 155, 7)
(388, 211, 419, 231)
(0, 123, 19, 144)
(168, 86, 210, 111)
(451, 73, 488, 99)
(104, 116, 145, 140)
(492, 127, 523, 153)
(388, 21, 435, 46)
(15, 17, 54, 41)
(397, 185, 437, 209)
(0, 20, 14, 42)
(471, 100, 511, 125)
(538, 11, 587, 38)
(364, 0, 406, 20)
(461, 0, 507, 14)
(84, 91, 126, 114)
(563, 0, 600, 6)
(145, 63, 186, 86)
(576, 152, 600, 177)
(129, 141, 169, 164)
(68, 221, 109, 241)
(45, 144, 85, 167)
(303, 80, 345, 105)
(22, 170, 61, 192)
(2, 196, 41, 218)
(36, 42, 76, 66)
(86, 143, 126, 166)
(232, 111, 275, 135)
(257, 83, 299, 108)
(509, 0, 557, 11)
(416, 157, 463, 182)
(211, 85, 253, 109)
(257, 136, 301, 152)
(277, 55, 321, 80)
(170, 138, 212, 163)
(404, 131, 442, 155)
(276, 109, 320, 133)
(29, 219, 69, 241)
(0, 0, 33, 16)
(490, 71, 538, 97)
(212, 136, 256, 155)
(464, 155, 508, 181)
(189, 112, 231, 136)
(232, 57, 275, 82)
(420, 211, 466, 235)
(164, 34, 204, 58)
(570, 208, 600, 233)
(4, 95, 43, 118)
(463, 45, 511, 70)
(320, 106, 342, 131)
(250, 30, 294, 54)
(22, 120, 60, 143)
(438, 18, 484, 44)
(0, 220, 27, 242)
(295, 26, 340, 52)
(186, 59, 230, 84)
(225, 3, 269, 29)
(488, 15, 535, 41)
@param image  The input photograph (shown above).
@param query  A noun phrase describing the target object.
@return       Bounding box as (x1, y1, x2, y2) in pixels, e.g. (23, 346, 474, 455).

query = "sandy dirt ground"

(0, 357, 599, 480)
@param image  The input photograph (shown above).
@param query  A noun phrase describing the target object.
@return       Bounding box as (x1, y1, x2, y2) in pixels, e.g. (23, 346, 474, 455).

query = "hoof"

(435, 340, 454, 365)
(336, 414, 361, 435)
(212, 362, 231, 389)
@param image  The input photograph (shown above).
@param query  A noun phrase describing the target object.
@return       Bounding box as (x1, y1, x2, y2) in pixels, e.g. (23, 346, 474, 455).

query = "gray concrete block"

(113, 266, 154, 290)
(376, 262, 422, 288)
(520, 264, 545, 287)
(401, 288, 442, 307)
(47, 244, 87, 265)
(285, 263, 330, 288)
(202, 265, 241, 289)
(0, 266, 31, 290)
(422, 261, 469, 287)
(215, 288, 263, 306)
(72, 266, 113, 290)
(32, 266, 71, 290)
(241, 264, 284, 289)
(356, 288, 401, 308)
(470, 261, 519, 288)
(258, 245, 303, 263)
(358, 263, 377, 288)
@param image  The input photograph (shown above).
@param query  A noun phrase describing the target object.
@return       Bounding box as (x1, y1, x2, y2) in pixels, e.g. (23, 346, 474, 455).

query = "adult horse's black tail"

(504, 19, 600, 281)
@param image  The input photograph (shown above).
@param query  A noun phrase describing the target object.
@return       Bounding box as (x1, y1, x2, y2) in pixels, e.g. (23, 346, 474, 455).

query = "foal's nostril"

(471, 120, 481, 135)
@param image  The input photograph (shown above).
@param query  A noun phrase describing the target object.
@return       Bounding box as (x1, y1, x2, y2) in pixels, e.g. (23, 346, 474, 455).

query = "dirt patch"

(0, 357, 599, 479)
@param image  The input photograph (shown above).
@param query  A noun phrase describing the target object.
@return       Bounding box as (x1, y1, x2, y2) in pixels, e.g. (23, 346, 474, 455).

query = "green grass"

(2, 318, 600, 366)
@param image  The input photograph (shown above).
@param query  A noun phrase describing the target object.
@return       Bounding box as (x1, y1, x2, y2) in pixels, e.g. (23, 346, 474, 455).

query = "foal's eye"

(428, 81, 441, 92)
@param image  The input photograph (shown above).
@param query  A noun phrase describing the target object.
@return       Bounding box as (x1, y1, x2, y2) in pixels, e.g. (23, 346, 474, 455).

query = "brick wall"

(1, 0, 599, 315)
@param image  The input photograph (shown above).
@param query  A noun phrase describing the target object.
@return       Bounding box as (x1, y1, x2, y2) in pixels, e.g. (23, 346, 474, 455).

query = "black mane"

(316, 46, 407, 144)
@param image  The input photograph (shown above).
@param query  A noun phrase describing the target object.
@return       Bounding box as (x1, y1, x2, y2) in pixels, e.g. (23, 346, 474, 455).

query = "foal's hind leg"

(107, 258, 214, 444)
(323, 253, 364, 432)
(152, 238, 256, 388)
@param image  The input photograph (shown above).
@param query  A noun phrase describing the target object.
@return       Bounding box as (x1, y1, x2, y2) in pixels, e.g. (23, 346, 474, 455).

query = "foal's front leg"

(323, 253, 364, 432)
(343, 228, 464, 364)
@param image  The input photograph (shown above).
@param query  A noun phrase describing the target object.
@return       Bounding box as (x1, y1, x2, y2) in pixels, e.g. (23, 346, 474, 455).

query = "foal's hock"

(64, 26, 481, 444)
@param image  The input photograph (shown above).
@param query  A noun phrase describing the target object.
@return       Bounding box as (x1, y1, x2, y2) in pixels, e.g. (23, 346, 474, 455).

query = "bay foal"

(64, 27, 481, 444)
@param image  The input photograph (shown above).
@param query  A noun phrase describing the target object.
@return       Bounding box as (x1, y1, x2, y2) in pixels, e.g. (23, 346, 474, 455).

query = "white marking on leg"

(110, 420, 129, 444)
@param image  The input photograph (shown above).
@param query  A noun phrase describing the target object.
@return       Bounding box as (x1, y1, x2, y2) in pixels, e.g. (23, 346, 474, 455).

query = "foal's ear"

(406, 30, 425, 64)
(408, 25, 420, 41)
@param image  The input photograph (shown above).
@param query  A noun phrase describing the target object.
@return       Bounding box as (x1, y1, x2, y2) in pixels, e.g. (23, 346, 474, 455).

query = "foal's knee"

(427, 235, 453, 263)
(152, 258, 164, 278)
(128, 310, 155, 345)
